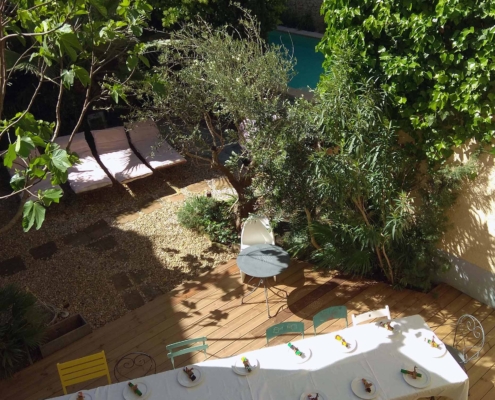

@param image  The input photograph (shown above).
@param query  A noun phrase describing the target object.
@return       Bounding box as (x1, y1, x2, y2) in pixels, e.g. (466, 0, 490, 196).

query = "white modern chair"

(239, 216, 275, 282)
(351, 305, 391, 326)
(240, 216, 274, 251)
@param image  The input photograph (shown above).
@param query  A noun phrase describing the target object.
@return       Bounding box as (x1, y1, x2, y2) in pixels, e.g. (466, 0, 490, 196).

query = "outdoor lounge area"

(1, 258, 494, 400)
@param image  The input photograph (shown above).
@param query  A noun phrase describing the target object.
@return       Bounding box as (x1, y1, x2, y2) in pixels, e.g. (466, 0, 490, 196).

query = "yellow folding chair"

(57, 351, 111, 394)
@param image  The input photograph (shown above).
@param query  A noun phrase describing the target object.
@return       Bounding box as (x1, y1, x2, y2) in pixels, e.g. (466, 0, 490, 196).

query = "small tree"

(120, 12, 294, 229)
(0, 0, 152, 233)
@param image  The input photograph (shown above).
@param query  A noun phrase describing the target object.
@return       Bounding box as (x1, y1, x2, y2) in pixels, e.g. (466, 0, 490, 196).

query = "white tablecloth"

(51, 315, 469, 400)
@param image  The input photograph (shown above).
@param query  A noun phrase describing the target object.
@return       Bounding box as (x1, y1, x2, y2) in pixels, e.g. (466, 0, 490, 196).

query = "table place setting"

(178, 365, 204, 388)
(69, 391, 94, 400)
(232, 356, 260, 375)
(334, 333, 357, 353)
(376, 320, 402, 337)
(287, 342, 312, 364)
(351, 376, 378, 400)
(411, 329, 448, 358)
(400, 364, 431, 389)
(300, 391, 328, 400)
(123, 380, 151, 400)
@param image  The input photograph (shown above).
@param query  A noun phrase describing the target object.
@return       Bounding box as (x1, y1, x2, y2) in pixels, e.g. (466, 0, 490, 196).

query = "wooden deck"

(2, 259, 495, 400)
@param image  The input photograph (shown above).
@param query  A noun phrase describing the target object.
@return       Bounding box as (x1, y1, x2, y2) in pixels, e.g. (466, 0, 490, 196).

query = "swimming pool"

(268, 30, 324, 90)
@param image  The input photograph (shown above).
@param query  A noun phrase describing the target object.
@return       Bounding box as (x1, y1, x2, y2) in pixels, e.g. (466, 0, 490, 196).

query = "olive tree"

(119, 13, 294, 229)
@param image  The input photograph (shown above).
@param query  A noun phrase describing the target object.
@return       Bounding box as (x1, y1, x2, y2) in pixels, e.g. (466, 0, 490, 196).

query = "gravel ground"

(0, 161, 238, 329)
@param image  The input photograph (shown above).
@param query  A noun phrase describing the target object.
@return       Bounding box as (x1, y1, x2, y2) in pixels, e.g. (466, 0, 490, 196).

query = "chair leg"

(171, 357, 175, 370)
(240, 270, 246, 283)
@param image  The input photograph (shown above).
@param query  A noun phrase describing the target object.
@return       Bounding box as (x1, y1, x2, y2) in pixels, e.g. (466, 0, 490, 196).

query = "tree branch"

(52, 59, 64, 140)
(0, 192, 28, 235)
(304, 207, 322, 250)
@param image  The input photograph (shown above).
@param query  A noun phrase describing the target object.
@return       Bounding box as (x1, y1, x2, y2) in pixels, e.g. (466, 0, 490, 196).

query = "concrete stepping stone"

(140, 283, 163, 301)
(0, 256, 26, 277)
(29, 241, 58, 260)
(123, 290, 145, 310)
(86, 235, 117, 252)
(111, 272, 133, 291)
(63, 219, 112, 246)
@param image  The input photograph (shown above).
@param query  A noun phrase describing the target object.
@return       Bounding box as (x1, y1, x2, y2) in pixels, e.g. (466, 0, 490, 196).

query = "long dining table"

(50, 314, 469, 400)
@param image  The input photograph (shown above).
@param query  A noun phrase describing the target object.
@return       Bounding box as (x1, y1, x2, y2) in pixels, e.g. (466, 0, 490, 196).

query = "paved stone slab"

(123, 290, 145, 310)
(29, 241, 58, 260)
(115, 211, 140, 224)
(164, 193, 185, 203)
(185, 181, 210, 194)
(111, 272, 133, 291)
(109, 250, 130, 263)
(212, 177, 233, 190)
(129, 269, 147, 284)
(86, 235, 118, 252)
(63, 219, 112, 246)
(140, 200, 163, 215)
(140, 283, 163, 301)
(0, 256, 26, 277)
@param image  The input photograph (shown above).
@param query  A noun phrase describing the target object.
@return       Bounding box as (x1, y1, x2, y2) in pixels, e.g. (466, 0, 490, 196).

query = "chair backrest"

(57, 351, 111, 395)
(113, 352, 156, 382)
(241, 216, 274, 249)
(313, 306, 348, 335)
(266, 322, 305, 345)
(166, 337, 208, 369)
(351, 305, 390, 326)
(453, 314, 485, 364)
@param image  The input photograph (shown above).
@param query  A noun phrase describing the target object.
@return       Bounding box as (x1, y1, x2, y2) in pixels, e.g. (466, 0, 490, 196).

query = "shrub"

(177, 196, 238, 245)
(0, 285, 47, 378)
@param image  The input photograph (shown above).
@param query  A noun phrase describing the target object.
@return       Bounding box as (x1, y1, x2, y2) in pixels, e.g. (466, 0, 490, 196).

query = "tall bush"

(248, 50, 476, 290)
(319, 0, 495, 161)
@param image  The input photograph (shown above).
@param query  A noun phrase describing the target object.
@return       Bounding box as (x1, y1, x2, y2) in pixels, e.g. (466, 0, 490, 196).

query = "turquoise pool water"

(268, 30, 324, 90)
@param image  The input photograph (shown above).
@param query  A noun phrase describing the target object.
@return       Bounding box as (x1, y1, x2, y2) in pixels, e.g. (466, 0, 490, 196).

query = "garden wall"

(437, 140, 495, 307)
(284, 0, 325, 33)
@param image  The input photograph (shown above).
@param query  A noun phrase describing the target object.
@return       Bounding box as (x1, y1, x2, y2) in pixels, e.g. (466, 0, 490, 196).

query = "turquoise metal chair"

(266, 322, 305, 345)
(166, 337, 208, 369)
(313, 305, 348, 335)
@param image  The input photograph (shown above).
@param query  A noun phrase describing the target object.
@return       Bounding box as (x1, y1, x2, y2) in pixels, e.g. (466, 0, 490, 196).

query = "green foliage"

(0, 285, 47, 378)
(118, 12, 294, 225)
(177, 196, 238, 244)
(280, 9, 315, 32)
(249, 49, 476, 290)
(1, 0, 153, 232)
(319, 0, 495, 161)
(149, 0, 287, 37)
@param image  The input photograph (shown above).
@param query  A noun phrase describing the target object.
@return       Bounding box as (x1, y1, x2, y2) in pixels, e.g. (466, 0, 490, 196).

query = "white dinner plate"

(299, 391, 328, 400)
(178, 365, 203, 388)
(69, 391, 93, 400)
(416, 330, 447, 358)
(351, 377, 377, 399)
(286, 345, 312, 364)
(401, 365, 431, 388)
(232, 357, 260, 375)
(333, 335, 357, 353)
(123, 380, 150, 400)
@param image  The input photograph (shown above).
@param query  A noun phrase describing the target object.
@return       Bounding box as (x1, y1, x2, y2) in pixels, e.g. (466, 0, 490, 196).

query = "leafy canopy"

(319, 0, 495, 161)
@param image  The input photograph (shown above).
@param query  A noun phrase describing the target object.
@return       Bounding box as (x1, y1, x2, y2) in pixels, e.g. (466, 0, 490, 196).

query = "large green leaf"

(15, 136, 35, 158)
(22, 201, 46, 232)
(50, 149, 72, 172)
(73, 66, 91, 87)
(89, 0, 108, 17)
(41, 188, 63, 206)
(10, 173, 26, 191)
(3, 144, 17, 168)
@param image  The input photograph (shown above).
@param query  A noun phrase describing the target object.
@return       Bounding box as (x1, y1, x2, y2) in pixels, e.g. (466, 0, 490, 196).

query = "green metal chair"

(313, 306, 348, 335)
(166, 337, 208, 369)
(266, 322, 305, 345)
